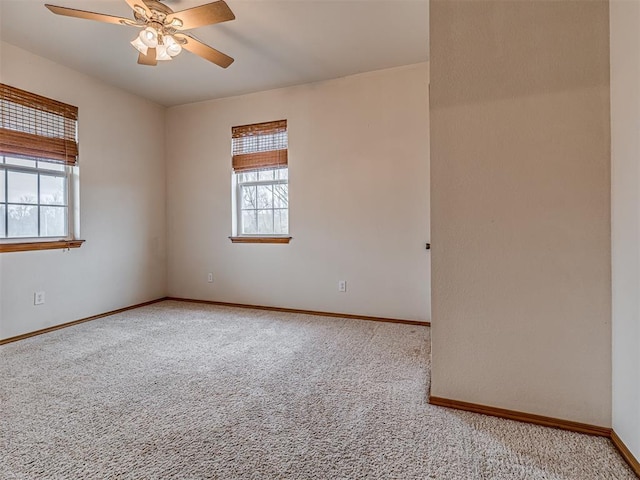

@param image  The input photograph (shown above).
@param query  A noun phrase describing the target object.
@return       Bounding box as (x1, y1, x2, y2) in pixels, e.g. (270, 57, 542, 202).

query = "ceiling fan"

(45, 0, 235, 68)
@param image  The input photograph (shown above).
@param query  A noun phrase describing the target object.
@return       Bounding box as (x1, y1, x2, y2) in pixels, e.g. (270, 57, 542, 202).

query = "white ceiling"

(0, 0, 429, 106)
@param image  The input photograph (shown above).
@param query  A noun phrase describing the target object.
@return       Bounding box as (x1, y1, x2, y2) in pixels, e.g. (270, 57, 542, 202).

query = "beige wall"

(166, 64, 430, 321)
(0, 42, 167, 340)
(611, 0, 640, 459)
(430, 1, 611, 426)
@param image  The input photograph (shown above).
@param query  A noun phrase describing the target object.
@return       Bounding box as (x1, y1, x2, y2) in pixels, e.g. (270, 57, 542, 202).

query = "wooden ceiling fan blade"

(138, 48, 157, 66)
(124, 0, 152, 17)
(176, 34, 234, 68)
(166, 1, 235, 30)
(45, 4, 133, 26)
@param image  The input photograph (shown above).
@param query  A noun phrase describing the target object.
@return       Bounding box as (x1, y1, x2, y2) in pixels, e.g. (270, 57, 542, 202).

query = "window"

(236, 167, 289, 235)
(230, 120, 290, 243)
(0, 157, 68, 238)
(0, 83, 81, 252)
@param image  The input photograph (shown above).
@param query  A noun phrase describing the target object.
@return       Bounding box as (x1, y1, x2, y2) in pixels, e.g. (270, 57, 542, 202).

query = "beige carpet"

(0, 300, 635, 479)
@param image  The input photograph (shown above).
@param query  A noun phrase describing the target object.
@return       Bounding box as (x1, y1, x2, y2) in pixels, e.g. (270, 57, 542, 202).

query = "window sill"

(229, 236, 292, 244)
(0, 239, 85, 253)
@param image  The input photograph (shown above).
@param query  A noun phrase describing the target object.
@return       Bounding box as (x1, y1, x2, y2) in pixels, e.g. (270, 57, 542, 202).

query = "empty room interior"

(1, 0, 639, 478)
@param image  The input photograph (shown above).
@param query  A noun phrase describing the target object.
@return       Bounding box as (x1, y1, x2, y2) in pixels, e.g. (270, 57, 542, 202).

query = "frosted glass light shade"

(164, 35, 182, 57)
(139, 27, 158, 48)
(156, 44, 172, 61)
(130, 36, 149, 55)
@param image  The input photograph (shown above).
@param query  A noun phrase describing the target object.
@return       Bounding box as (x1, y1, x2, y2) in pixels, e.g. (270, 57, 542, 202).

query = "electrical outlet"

(207, 273, 214, 283)
(34, 291, 45, 305)
(338, 280, 347, 292)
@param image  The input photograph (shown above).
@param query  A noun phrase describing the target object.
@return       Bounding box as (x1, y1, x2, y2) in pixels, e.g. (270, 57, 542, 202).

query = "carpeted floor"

(0, 300, 635, 479)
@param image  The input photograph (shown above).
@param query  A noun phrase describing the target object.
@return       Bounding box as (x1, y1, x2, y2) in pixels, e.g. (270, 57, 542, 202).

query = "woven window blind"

(0, 83, 78, 166)
(232, 119, 287, 172)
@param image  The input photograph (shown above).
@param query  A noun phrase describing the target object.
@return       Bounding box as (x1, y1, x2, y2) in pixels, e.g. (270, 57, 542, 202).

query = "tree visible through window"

(237, 167, 288, 234)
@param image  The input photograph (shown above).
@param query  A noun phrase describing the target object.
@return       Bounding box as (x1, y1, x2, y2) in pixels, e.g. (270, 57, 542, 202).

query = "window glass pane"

(7, 205, 37, 237)
(257, 209, 274, 233)
(276, 168, 288, 180)
(234, 165, 288, 236)
(0, 205, 5, 238)
(242, 210, 257, 234)
(241, 185, 257, 209)
(240, 171, 257, 182)
(5, 157, 36, 168)
(274, 184, 288, 208)
(0, 169, 5, 201)
(40, 175, 66, 205)
(274, 209, 288, 234)
(258, 169, 275, 181)
(37, 160, 65, 172)
(257, 185, 273, 208)
(8, 171, 38, 204)
(40, 206, 67, 237)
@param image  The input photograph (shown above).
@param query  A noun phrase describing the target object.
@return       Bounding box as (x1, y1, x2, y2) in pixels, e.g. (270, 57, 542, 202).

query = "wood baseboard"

(611, 430, 640, 477)
(165, 297, 430, 327)
(428, 396, 611, 437)
(1, 297, 429, 346)
(0, 298, 166, 345)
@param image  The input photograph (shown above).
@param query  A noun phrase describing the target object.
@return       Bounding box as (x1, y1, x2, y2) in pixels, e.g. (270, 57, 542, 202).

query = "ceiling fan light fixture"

(156, 44, 173, 61)
(139, 26, 158, 48)
(130, 36, 148, 55)
(164, 35, 182, 57)
(170, 18, 183, 28)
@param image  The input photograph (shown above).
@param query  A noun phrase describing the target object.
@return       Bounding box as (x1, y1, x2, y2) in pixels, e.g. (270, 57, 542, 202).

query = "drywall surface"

(611, 0, 640, 459)
(166, 64, 430, 321)
(0, 42, 167, 339)
(430, 1, 611, 426)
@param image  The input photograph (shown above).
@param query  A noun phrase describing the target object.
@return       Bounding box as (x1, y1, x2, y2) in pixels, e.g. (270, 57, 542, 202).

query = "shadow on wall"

(431, 0, 609, 108)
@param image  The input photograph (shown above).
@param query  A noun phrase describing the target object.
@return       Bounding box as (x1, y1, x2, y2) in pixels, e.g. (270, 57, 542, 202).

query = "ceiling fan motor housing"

(133, 1, 182, 45)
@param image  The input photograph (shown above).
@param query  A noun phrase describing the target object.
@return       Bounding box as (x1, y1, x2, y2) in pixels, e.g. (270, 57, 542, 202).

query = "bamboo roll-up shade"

(0, 83, 78, 165)
(232, 119, 287, 172)
(233, 150, 288, 172)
